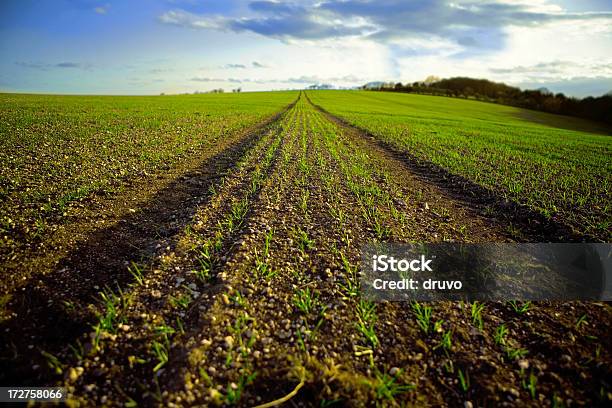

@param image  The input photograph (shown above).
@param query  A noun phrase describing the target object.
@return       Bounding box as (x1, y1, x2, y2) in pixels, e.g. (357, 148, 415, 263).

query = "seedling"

(506, 346, 528, 360)
(194, 246, 214, 282)
(151, 340, 168, 372)
(128, 262, 144, 286)
(457, 368, 470, 392)
(575, 314, 588, 330)
(434, 330, 453, 354)
(300, 190, 310, 213)
(509, 300, 531, 315)
(522, 371, 538, 399)
(230, 291, 247, 308)
(69, 340, 85, 360)
(254, 229, 275, 279)
(295, 228, 315, 253)
(293, 287, 319, 314)
(374, 370, 415, 401)
(338, 252, 359, 298)
(494, 324, 508, 346)
(225, 371, 257, 404)
(412, 302, 432, 334)
(41, 350, 63, 375)
(169, 293, 191, 309)
(356, 299, 379, 347)
(471, 301, 485, 330)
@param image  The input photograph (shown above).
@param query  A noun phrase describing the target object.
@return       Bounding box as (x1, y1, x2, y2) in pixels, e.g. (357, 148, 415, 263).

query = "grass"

(522, 371, 538, 399)
(194, 246, 214, 283)
(41, 350, 63, 375)
(575, 313, 588, 330)
(254, 229, 275, 279)
(0, 91, 296, 249)
(434, 329, 453, 354)
(225, 199, 249, 234)
(494, 324, 508, 345)
(457, 368, 470, 392)
(225, 371, 257, 404)
(151, 340, 168, 372)
(295, 228, 315, 253)
(308, 90, 612, 239)
(509, 300, 531, 315)
(373, 370, 415, 401)
(293, 287, 319, 315)
(168, 293, 191, 310)
(128, 262, 145, 286)
(471, 301, 485, 330)
(338, 252, 359, 298)
(94, 286, 128, 343)
(412, 302, 432, 334)
(506, 346, 529, 360)
(356, 299, 379, 348)
(230, 291, 247, 308)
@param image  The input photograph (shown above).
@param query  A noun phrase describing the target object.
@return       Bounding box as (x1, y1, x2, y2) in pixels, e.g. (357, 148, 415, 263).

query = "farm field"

(0, 91, 296, 294)
(0, 91, 610, 407)
(309, 91, 612, 241)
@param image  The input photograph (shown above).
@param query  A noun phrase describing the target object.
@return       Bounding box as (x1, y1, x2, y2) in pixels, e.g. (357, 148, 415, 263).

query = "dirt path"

(2, 94, 609, 407)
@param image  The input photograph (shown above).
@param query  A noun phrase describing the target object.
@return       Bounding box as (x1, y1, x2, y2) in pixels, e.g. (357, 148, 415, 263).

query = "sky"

(1, 0, 611, 97)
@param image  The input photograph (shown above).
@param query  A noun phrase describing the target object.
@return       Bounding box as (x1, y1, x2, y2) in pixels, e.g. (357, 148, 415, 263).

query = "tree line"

(366, 77, 612, 124)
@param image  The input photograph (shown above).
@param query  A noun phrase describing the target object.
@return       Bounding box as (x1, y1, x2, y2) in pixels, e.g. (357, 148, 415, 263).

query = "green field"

(0, 92, 296, 253)
(1, 91, 610, 406)
(309, 91, 612, 240)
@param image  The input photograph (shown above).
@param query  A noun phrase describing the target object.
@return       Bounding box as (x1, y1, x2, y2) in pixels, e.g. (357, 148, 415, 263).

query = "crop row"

(0, 91, 296, 257)
(308, 91, 612, 240)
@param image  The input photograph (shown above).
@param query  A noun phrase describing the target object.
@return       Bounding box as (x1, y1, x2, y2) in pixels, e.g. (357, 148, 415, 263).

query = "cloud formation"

(16, 61, 93, 70)
(159, 0, 612, 50)
(190, 74, 366, 85)
(222, 61, 267, 69)
(489, 61, 612, 79)
(191, 76, 243, 83)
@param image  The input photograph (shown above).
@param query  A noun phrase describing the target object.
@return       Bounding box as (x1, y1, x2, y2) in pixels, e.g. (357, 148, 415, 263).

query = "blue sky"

(1, 0, 611, 96)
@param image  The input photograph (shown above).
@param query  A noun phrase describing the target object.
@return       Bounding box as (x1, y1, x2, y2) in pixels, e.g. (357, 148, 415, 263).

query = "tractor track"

(305, 93, 591, 243)
(0, 98, 298, 386)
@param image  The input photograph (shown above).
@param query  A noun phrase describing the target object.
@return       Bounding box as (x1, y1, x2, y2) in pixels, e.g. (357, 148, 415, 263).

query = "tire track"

(0, 99, 297, 388)
(304, 92, 588, 243)
(58, 97, 302, 406)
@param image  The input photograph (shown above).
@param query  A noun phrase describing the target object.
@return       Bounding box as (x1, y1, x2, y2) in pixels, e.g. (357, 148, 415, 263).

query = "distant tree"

(363, 76, 612, 124)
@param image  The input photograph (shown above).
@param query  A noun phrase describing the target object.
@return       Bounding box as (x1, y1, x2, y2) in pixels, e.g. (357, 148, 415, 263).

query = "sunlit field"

(1, 91, 610, 406)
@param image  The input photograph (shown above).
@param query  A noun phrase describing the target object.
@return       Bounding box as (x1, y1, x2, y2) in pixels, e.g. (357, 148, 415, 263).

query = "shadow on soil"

(0, 103, 295, 386)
